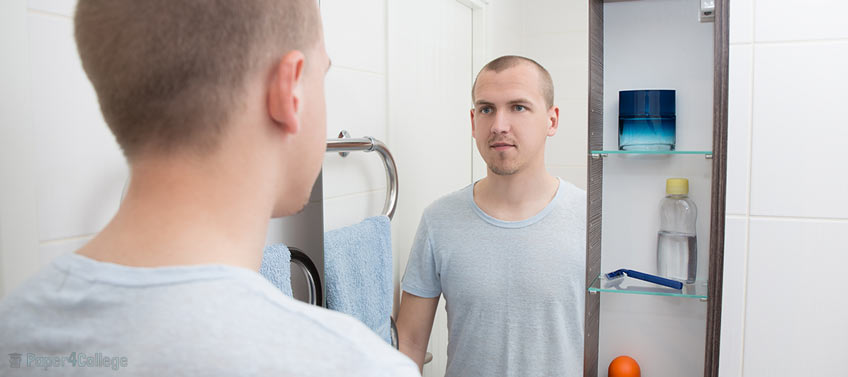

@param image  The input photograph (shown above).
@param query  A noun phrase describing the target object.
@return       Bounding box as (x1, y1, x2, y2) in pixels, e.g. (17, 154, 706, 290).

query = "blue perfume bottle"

(618, 89, 676, 151)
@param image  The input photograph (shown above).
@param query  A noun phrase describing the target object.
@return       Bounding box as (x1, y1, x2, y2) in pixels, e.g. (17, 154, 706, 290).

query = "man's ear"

(547, 106, 560, 137)
(470, 108, 476, 138)
(268, 50, 306, 135)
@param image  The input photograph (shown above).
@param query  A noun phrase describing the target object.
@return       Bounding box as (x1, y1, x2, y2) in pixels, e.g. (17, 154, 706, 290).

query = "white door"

(388, 0, 477, 376)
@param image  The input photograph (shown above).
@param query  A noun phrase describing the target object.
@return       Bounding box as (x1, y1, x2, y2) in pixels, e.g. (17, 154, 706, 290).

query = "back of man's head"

(75, 0, 320, 160)
(472, 55, 554, 109)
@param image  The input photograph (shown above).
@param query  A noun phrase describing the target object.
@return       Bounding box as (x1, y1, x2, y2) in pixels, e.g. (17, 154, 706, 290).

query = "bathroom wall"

(720, 0, 848, 375)
(320, 0, 391, 232)
(0, 0, 131, 295)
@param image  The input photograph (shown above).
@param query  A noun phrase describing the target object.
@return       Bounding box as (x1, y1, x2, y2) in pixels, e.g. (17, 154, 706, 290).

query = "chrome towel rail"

(325, 133, 398, 219)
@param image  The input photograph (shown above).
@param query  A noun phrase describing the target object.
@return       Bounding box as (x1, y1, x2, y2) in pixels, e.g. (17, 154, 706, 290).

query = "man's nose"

(491, 112, 510, 134)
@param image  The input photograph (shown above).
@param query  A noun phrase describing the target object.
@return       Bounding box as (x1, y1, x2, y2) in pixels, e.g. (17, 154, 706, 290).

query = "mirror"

(381, 1, 590, 376)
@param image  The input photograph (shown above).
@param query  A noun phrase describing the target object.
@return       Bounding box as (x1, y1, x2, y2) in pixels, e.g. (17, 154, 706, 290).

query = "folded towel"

(259, 243, 293, 297)
(324, 215, 393, 344)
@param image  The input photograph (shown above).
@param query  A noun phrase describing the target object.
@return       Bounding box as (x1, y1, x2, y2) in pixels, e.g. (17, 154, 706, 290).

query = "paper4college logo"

(8, 353, 22, 368)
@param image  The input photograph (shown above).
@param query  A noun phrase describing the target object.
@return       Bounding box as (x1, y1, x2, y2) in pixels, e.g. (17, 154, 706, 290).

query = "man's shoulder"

(421, 183, 473, 220)
(243, 300, 418, 375)
(220, 296, 419, 375)
(0, 262, 418, 376)
(554, 179, 587, 208)
(548, 179, 587, 229)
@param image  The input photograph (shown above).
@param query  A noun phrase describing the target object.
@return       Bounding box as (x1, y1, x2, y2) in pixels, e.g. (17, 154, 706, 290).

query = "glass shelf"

(590, 150, 713, 159)
(591, 150, 713, 158)
(588, 274, 708, 299)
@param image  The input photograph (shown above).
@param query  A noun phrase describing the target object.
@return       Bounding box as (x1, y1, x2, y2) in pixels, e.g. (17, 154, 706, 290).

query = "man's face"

(471, 64, 558, 176)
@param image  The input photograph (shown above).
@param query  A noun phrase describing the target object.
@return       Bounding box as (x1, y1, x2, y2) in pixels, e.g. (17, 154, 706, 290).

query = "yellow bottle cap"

(666, 178, 689, 195)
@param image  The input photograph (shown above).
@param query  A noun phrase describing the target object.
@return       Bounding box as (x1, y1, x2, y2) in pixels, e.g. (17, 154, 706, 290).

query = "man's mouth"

(490, 142, 515, 151)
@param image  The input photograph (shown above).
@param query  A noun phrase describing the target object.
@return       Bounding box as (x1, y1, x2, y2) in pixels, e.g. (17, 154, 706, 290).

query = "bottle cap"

(666, 178, 689, 195)
(619, 89, 676, 117)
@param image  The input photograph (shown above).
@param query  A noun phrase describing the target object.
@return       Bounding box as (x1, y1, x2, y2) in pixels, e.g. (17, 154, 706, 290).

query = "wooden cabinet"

(583, 1, 728, 376)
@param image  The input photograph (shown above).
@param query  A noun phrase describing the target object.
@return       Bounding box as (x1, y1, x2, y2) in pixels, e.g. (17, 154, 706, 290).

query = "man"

(0, 0, 417, 375)
(396, 56, 586, 376)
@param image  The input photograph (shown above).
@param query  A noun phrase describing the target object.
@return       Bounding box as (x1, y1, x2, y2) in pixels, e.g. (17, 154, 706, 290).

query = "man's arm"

(396, 291, 439, 373)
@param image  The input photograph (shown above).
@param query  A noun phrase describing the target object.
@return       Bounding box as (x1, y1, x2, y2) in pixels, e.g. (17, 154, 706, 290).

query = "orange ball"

(608, 355, 641, 377)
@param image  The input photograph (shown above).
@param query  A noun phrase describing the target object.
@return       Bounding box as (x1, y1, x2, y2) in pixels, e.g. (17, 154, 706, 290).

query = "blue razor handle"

(606, 269, 683, 290)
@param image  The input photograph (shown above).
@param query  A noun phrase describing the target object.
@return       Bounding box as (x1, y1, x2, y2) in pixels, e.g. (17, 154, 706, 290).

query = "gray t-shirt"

(0, 252, 418, 376)
(402, 178, 585, 377)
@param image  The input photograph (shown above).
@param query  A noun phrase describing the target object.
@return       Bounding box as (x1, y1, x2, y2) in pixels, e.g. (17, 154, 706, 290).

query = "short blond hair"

(472, 55, 554, 109)
(75, 0, 320, 159)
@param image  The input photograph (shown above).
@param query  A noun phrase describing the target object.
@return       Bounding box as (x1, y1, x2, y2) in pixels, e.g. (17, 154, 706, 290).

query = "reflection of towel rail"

(325, 136, 398, 219)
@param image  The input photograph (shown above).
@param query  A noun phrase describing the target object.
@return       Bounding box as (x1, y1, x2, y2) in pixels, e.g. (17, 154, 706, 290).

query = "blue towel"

(259, 243, 293, 297)
(324, 215, 393, 344)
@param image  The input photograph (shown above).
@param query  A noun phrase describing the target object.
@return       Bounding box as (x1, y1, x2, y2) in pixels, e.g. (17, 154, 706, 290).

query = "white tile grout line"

(546, 164, 589, 168)
(27, 8, 72, 20)
(39, 233, 95, 246)
(331, 64, 386, 78)
(323, 187, 386, 201)
(746, 215, 848, 223)
(753, 37, 848, 46)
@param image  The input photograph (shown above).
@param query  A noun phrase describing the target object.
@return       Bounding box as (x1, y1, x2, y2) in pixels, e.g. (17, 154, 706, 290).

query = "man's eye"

(513, 105, 526, 112)
(480, 107, 493, 114)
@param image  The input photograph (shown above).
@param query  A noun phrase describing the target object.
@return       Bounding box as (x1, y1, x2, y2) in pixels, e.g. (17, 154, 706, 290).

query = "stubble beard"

(486, 152, 520, 176)
(488, 162, 519, 176)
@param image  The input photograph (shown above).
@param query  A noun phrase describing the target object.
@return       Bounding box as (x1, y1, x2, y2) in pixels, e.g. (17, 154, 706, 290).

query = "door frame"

(454, 0, 491, 182)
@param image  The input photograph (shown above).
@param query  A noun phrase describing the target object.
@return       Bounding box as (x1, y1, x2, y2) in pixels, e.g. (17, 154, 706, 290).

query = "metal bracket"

(700, 0, 715, 22)
(337, 130, 351, 157)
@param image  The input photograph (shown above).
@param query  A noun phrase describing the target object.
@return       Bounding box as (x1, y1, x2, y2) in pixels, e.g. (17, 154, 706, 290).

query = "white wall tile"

(718, 216, 747, 377)
(38, 237, 89, 266)
(546, 98, 588, 167)
(725, 45, 752, 216)
(547, 165, 587, 191)
(522, 0, 588, 35)
(749, 42, 848, 219)
(1, 0, 42, 296)
(28, 0, 75, 17)
(729, 0, 753, 44)
(322, 190, 385, 232)
(325, 69, 387, 140)
(28, 13, 128, 241)
(755, 0, 848, 42)
(321, 0, 386, 74)
(322, 151, 387, 199)
(488, 0, 524, 59)
(323, 68, 387, 199)
(743, 218, 848, 376)
(521, 31, 589, 103)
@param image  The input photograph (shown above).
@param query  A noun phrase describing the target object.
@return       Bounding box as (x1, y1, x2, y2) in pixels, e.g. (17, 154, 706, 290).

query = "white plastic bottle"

(657, 178, 697, 284)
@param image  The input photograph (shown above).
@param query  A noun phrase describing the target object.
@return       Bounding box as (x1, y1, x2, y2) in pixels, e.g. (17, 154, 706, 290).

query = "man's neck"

(77, 158, 274, 270)
(473, 163, 559, 222)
